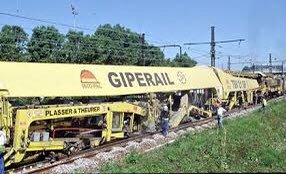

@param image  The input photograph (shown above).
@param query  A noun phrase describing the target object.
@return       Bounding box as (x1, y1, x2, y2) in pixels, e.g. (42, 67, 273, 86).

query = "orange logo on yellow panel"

(80, 70, 101, 89)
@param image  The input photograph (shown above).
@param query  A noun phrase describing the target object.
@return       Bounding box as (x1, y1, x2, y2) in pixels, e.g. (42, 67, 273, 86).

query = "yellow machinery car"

(0, 61, 259, 166)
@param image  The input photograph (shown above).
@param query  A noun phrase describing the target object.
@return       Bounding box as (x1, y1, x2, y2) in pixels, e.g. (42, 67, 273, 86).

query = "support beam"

(158, 44, 182, 58)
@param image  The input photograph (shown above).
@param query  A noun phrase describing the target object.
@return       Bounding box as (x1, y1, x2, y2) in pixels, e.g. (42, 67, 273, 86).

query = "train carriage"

(0, 61, 261, 166)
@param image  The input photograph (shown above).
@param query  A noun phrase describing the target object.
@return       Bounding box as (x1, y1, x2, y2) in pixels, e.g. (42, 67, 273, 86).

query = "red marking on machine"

(80, 70, 101, 89)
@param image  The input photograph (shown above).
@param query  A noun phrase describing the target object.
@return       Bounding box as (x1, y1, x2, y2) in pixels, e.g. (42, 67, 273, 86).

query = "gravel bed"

(50, 158, 97, 174)
(137, 138, 157, 152)
(177, 130, 186, 136)
(186, 127, 195, 132)
(152, 133, 166, 144)
(165, 132, 178, 141)
(125, 141, 140, 151)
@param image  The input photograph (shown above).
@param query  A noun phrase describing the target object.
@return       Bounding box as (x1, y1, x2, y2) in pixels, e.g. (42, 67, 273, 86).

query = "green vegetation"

(101, 101, 286, 173)
(0, 24, 196, 67)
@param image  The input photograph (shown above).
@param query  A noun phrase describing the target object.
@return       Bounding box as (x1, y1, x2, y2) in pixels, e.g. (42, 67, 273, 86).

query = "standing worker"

(262, 97, 267, 112)
(123, 119, 130, 137)
(0, 130, 6, 174)
(161, 104, 170, 136)
(217, 104, 227, 128)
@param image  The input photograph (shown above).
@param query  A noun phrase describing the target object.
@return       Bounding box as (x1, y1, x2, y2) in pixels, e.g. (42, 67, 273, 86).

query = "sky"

(1, 0, 286, 70)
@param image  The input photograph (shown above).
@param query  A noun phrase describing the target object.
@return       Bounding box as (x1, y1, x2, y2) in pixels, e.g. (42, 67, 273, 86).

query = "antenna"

(16, 0, 20, 13)
(71, 4, 79, 30)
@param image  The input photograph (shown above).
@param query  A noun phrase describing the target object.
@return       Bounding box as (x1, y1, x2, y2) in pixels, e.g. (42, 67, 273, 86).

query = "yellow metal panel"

(214, 68, 259, 93)
(0, 81, 6, 90)
(111, 132, 124, 138)
(14, 102, 145, 122)
(26, 141, 64, 151)
(0, 62, 222, 97)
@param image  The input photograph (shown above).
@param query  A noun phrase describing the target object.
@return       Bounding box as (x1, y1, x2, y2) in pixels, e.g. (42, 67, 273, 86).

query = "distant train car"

(226, 70, 283, 101)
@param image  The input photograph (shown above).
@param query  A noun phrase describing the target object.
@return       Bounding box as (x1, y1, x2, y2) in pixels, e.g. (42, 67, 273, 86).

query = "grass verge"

(100, 100, 286, 173)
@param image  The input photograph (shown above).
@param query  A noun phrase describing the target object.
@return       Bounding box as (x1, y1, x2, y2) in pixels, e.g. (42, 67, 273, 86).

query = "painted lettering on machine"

(230, 80, 248, 89)
(108, 72, 175, 88)
(45, 106, 100, 116)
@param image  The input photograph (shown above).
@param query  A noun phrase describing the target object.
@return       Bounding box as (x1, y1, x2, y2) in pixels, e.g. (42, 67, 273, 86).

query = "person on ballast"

(123, 119, 130, 137)
(262, 97, 267, 112)
(217, 104, 226, 128)
(161, 104, 170, 136)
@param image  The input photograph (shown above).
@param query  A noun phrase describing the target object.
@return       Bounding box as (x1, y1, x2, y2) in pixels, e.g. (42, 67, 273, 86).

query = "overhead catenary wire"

(0, 23, 181, 53)
(0, 12, 169, 44)
(0, 11, 93, 31)
(0, 43, 169, 64)
(0, 24, 173, 52)
(0, 42, 165, 57)
(0, 14, 257, 67)
(0, 34, 164, 53)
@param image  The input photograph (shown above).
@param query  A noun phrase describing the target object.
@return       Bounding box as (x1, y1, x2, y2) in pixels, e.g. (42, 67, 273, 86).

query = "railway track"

(8, 96, 285, 174)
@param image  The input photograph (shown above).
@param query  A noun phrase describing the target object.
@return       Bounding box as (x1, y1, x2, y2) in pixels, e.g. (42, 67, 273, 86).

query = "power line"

(0, 12, 145, 38)
(157, 44, 182, 58)
(184, 26, 245, 67)
(0, 23, 174, 50)
(0, 33, 165, 53)
(0, 11, 93, 31)
(0, 24, 176, 55)
(187, 47, 210, 55)
(0, 41, 164, 56)
(191, 53, 210, 60)
(0, 43, 167, 62)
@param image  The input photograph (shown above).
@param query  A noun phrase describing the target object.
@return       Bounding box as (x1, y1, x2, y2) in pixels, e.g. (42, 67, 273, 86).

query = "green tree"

(0, 25, 28, 61)
(27, 26, 64, 62)
(242, 66, 251, 72)
(0, 24, 198, 67)
(94, 24, 141, 65)
(61, 30, 99, 63)
(172, 52, 197, 67)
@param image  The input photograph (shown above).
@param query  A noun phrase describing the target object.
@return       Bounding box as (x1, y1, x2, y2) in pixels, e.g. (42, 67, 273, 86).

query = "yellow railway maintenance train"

(0, 61, 271, 167)
(226, 70, 284, 101)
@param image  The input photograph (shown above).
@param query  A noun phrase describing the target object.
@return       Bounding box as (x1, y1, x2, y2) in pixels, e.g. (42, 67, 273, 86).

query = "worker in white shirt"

(261, 97, 267, 113)
(217, 105, 227, 128)
(123, 119, 130, 137)
(0, 130, 6, 174)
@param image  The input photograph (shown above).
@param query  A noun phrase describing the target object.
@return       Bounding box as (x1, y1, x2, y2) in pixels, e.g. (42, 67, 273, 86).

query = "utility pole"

(184, 26, 245, 67)
(252, 63, 255, 73)
(269, 53, 272, 73)
(158, 44, 182, 58)
(140, 33, 145, 66)
(211, 26, 215, 67)
(227, 56, 231, 70)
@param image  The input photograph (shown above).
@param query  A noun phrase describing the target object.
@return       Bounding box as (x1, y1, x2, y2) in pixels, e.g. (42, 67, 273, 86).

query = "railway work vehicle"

(0, 61, 274, 167)
(226, 70, 283, 99)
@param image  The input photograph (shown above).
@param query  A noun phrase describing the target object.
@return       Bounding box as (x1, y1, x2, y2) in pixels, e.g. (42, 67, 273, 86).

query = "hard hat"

(163, 105, 168, 111)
